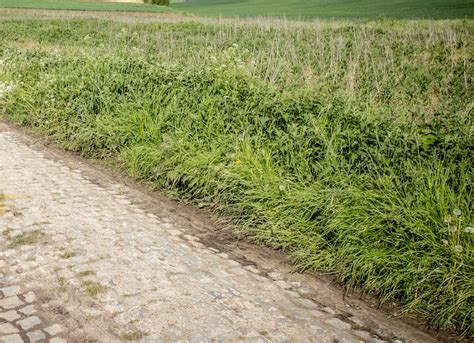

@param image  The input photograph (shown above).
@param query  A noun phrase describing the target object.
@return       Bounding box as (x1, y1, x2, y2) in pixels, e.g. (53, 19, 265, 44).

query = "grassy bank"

(0, 17, 472, 336)
(0, 0, 178, 13)
(171, 0, 474, 19)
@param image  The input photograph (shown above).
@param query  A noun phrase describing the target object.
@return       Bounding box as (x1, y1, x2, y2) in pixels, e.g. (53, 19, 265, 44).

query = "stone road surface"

(0, 124, 435, 343)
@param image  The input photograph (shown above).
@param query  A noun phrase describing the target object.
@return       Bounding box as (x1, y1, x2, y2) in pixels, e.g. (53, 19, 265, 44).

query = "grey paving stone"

(49, 338, 67, 343)
(0, 287, 21, 298)
(293, 297, 317, 309)
(16, 316, 41, 330)
(274, 280, 291, 289)
(26, 330, 46, 342)
(0, 323, 19, 334)
(0, 334, 24, 343)
(322, 306, 337, 315)
(326, 317, 353, 330)
(0, 311, 20, 322)
(0, 297, 24, 310)
(353, 330, 373, 340)
(23, 292, 36, 303)
(18, 305, 35, 316)
(44, 324, 64, 336)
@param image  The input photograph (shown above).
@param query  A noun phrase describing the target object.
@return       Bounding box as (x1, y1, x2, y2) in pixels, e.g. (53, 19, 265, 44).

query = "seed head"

(464, 226, 474, 234)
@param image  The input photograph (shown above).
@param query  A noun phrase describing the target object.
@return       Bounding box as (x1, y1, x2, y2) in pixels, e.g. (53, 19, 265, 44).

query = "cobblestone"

(0, 297, 23, 310)
(0, 324, 18, 335)
(0, 126, 434, 342)
(17, 305, 35, 316)
(0, 334, 23, 343)
(49, 338, 67, 343)
(44, 324, 64, 336)
(0, 311, 20, 322)
(16, 316, 41, 331)
(0, 287, 20, 298)
(26, 330, 46, 342)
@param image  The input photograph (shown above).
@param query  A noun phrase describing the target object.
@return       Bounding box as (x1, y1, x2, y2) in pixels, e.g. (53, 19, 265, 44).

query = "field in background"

(171, 0, 474, 19)
(0, 0, 178, 13)
(0, 15, 472, 338)
(1, 0, 473, 18)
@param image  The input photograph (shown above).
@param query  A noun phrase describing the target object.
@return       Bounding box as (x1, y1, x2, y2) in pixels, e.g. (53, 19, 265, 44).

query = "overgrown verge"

(0, 18, 472, 336)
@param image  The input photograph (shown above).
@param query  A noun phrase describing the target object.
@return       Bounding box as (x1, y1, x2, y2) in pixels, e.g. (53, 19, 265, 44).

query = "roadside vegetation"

(0, 16, 472, 337)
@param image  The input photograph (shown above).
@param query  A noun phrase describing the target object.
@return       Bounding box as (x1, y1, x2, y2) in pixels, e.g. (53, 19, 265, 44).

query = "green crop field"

(1, 0, 473, 18)
(171, 0, 474, 19)
(0, 0, 177, 13)
(0, 4, 473, 340)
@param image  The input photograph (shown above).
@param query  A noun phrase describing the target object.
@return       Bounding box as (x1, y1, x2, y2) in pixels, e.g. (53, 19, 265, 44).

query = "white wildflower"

(442, 239, 448, 245)
(464, 226, 474, 234)
(278, 184, 285, 192)
(0, 81, 14, 99)
(454, 245, 463, 253)
(453, 209, 462, 216)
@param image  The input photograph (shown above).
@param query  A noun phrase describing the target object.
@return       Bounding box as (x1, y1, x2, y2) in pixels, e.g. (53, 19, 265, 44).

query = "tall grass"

(0, 17, 472, 336)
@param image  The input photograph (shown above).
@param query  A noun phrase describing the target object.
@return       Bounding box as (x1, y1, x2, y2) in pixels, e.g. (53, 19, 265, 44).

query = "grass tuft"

(7, 230, 45, 249)
(120, 330, 149, 341)
(60, 250, 76, 259)
(82, 281, 106, 296)
(78, 270, 96, 277)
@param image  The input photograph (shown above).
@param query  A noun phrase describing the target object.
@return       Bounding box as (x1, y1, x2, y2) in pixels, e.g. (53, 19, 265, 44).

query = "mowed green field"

(0, 0, 473, 18)
(0, 0, 177, 13)
(171, 0, 474, 19)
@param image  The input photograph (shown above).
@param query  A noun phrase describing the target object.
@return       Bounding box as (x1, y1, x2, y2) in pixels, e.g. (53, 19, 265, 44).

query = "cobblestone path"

(0, 125, 435, 343)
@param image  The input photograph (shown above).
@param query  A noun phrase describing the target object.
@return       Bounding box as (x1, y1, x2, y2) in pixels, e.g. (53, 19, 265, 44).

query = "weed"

(78, 270, 96, 277)
(7, 231, 44, 249)
(82, 281, 106, 296)
(60, 251, 76, 259)
(120, 330, 149, 341)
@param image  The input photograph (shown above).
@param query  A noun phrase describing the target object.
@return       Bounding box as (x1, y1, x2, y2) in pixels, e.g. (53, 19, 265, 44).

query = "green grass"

(0, 0, 178, 13)
(0, 16, 472, 337)
(82, 280, 106, 296)
(78, 270, 96, 276)
(120, 330, 149, 341)
(7, 230, 45, 249)
(171, 0, 474, 19)
(60, 250, 77, 258)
